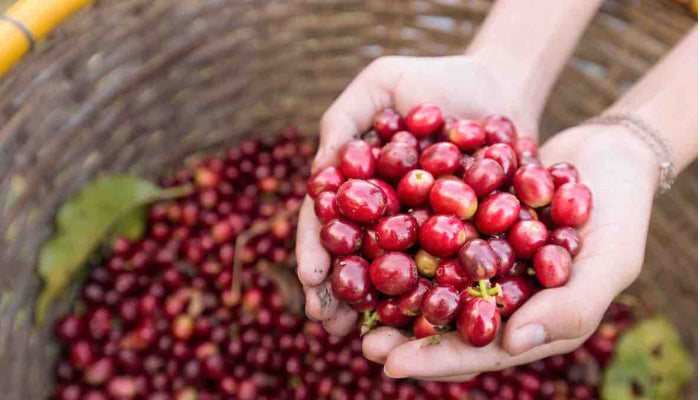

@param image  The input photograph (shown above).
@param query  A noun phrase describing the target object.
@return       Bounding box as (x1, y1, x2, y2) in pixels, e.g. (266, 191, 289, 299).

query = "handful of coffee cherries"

(307, 103, 592, 347)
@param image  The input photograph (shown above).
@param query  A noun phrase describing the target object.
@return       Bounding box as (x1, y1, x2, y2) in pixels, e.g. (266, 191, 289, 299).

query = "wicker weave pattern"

(0, 1, 696, 398)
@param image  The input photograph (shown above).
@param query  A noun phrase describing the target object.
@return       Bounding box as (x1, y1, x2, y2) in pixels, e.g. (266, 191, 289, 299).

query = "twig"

(229, 202, 302, 302)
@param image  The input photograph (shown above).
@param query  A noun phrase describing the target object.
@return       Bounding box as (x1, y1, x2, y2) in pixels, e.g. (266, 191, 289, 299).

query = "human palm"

(363, 126, 657, 380)
(296, 55, 656, 380)
(297, 55, 537, 333)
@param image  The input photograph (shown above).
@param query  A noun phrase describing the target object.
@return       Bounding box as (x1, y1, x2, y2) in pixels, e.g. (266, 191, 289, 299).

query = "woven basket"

(0, 0, 696, 398)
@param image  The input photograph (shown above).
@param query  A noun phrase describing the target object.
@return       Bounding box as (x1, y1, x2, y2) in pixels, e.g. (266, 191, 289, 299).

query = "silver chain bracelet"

(582, 113, 676, 194)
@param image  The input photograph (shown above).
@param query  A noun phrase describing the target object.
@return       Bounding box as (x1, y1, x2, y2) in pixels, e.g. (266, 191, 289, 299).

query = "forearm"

(467, 0, 604, 122)
(607, 27, 698, 171)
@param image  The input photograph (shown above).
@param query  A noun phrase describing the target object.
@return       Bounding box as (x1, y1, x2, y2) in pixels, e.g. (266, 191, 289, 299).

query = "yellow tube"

(0, 0, 93, 77)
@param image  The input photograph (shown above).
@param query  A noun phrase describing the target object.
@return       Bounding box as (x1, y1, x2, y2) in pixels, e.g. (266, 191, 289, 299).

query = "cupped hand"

(295, 55, 539, 335)
(363, 124, 660, 381)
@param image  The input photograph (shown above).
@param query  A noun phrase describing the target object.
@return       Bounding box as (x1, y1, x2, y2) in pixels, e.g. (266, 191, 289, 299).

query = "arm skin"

(468, 0, 605, 130)
(606, 26, 698, 170)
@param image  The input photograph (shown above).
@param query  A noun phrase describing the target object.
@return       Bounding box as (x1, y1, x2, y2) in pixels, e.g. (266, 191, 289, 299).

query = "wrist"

(551, 125, 660, 196)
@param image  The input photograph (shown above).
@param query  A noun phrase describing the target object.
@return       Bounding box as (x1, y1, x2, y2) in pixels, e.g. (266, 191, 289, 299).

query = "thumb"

(502, 257, 616, 356)
(313, 57, 401, 172)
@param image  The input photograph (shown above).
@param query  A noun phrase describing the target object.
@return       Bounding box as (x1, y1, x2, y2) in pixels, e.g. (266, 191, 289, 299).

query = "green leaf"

(35, 175, 191, 324)
(602, 317, 693, 400)
(110, 206, 148, 241)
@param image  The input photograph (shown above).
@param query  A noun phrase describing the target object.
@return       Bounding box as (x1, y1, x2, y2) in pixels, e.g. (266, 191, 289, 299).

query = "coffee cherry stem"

(229, 203, 302, 301)
(361, 310, 380, 336)
(467, 280, 501, 299)
(422, 334, 442, 346)
(159, 183, 196, 199)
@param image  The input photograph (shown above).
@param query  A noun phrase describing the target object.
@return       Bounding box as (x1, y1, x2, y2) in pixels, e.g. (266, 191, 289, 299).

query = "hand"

(295, 55, 539, 335)
(363, 124, 660, 381)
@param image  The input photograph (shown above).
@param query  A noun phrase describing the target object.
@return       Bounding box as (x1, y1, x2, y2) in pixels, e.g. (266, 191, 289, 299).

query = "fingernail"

(311, 150, 327, 173)
(383, 365, 400, 379)
(508, 324, 547, 355)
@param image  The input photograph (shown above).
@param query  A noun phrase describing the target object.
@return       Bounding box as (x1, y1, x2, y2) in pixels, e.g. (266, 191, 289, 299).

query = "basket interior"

(0, 0, 696, 398)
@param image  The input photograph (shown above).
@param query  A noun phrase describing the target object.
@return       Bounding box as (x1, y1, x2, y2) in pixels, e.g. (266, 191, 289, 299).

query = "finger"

(405, 372, 479, 382)
(502, 267, 613, 356)
(296, 196, 331, 287)
(303, 280, 339, 321)
(314, 57, 400, 171)
(362, 326, 410, 364)
(322, 302, 359, 336)
(384, 331, 582, 378)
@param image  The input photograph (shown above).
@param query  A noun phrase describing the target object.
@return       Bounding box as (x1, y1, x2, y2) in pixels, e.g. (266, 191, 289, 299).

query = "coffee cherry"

(463, 221, 480, 241)
(458, 239, 499, 281)
(397, 278, 432, 316)
(82, 390, 108, 400)
(56, 384, 82, 400)
(69, 340, 94, 369)
(482, 115, 516, 145)
(549, 227, 582, 256)
(314, 192, 340, 223)
(330, 256, 371, 303)
(533, 245, 572, 288)
(55, 315, 84, 343)
(361, 228, 385, 260)
(518, 204, 538, 221)
(429, 179, 478, 219)
(548, 162, 579, 188)
(457, 297, 501, 347)
(494, 275, 531, 317)
(406, 103, 443, 137)
(377, 142, 419, 180)
(463, 159, 506, 197)
(414, 249, 440, 278)
(336, 180, 387, 224)
(487, 238, 515, 276)
(391, 131, 419, 148)
(413, 314, 442, 339)
(435, 259, 471, 291)
(474, 192, 520, 235)
(339, 140, 376, 179)
(408, 207, 431, 227)
(420, 142, 461, 176)
(537, 205, 555, 229)
(350, 290, 379, 312)
(550, 183, 593, 227)
(307, 167, 345, 199)
(397, 170, 435, 207)
(507, 220, 549, 259)
(446, 119, 485, 151)
(107, 376, 139, 398)
(84, 357, 115, 385)
(377, 298, 413, 327)
(514, 137, 538, 156)
(373, 108, 405, 141)
(172, 315, 195, 341)
(483, 143, 518, 178)
(513, 164, 555, 208)
(375, 214, 419, 251)
(418, 215, 468, 258)
(421, 285, 460, 326)
(86, 308, 112, 340)
(370, 252, 419, 295)
(368, 179, 401, 215)
(320, 219, 362, 255)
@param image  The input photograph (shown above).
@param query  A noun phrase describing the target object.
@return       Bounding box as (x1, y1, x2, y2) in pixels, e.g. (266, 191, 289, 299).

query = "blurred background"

(0, 0, 697, 399)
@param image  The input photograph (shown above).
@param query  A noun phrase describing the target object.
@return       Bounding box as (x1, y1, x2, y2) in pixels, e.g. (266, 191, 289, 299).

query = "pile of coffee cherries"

(52, 132, 318, 400)
(50, 125, 609, 400)
(308, 104, 593, 346)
